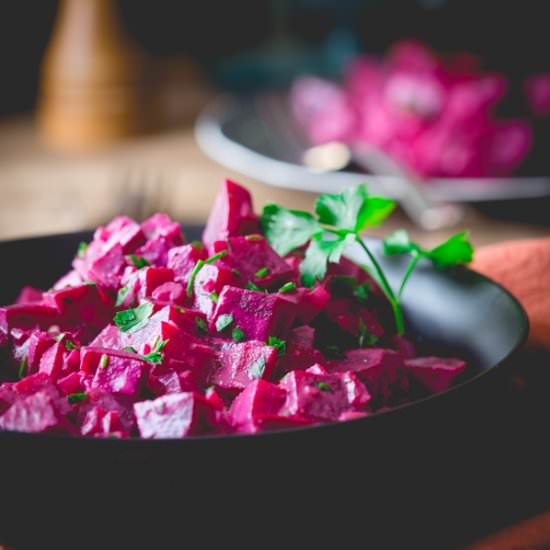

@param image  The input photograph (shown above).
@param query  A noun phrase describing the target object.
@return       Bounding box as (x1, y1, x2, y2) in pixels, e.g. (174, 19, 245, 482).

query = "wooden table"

(1, 115, 550, 549)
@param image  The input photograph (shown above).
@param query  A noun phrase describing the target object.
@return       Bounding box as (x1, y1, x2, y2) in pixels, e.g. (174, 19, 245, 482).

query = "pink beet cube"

(38, 342, 65, 380)
(279, 369, 371, 421)
(134, 392, 214, 438)
(167, 243, 207, 285)
(210, 286, 296, 341)
(193, 264, 240, 319)
(210, 340, 278, 392)
(202, 179, 259, 247)
(404, 356, 467, 393)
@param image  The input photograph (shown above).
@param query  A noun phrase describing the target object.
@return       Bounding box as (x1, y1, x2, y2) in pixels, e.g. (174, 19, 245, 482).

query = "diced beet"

(151, 282, 185, 305)
(147, 365, 184, 396)
(393, 335, 416, 359)
(53, 270, 84, 290)
(15, 286, 44, 305)
(14, 331, 55, 374)
(39, 342, 65, 380)
(89, 324, 129, 351)
(135, 236, 176, 267)
(167, 243, 207, 285)
(279, 284, 331, 325)
(325, 299, 385, 341)
(328, 348, 408, 407)
(80, 405, 127, 437)
(57, 372, 84, 395)
(210, 341, 278, 392)
(202, 179, 259, 247)
(0, 390, 72, 434)
(135, 267, 174, 300)
(0, 304, 59, 335)
(252, 414, 316, 432)
(229, 379, 287, 433)
(193, 264, 240, 319)
(141, 213, 184, 243)
(210, 236, 296, 289)
(204, 386, 225, 411)
(134, 392, 214, 438)
(94, 216, 145, 254)
(279, 369, 371, 422)
(86, 244, 126, 290)
(0, 383, 16, 414)
(275, 326, 324, 377)
(404, 356, 467, 393)
(83, 348, 149, 399)
(79, 388, 135, 433)
(210, 286, 296, 341)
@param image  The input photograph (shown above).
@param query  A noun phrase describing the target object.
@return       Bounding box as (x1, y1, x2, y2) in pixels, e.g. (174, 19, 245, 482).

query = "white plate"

(195, 95, 550, 202)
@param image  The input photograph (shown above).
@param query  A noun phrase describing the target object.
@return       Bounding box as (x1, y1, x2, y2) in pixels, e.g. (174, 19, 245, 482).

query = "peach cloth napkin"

(471, 237, 550, 348)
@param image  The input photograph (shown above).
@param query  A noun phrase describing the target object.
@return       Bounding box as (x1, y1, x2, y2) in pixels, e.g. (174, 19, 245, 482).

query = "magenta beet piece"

(83, 348, 149, 399)
(0, 390, 72, 434)
(209, 236, 296, 289)
(229, 379, 287, 433)
(202, 179, 259, 247)
(193, 264, 240, 319)
(210, 286, 296, 341)
(0, 304, 59, 335)
(134, 392, 214, 438)
(16, 331, 55, 374)
(328, 348, 408, 406)
(167, 243, 207, 285)
(147, 366, 184, 396)
(279, 369, 371, 422)
(79, 388, 135, 433)
(280, 284, 330, 325)
(86, 243, 126, 290)
(404, 356, 467, 393)
(151, 282, 185, 305)
(392, 335, 416, 359)
(141, 213, 184, 242)
(15, 286, 44, 305)
(38, 342, 65, 380)
(57, 372, 84, 395)
(210, 341, 278, 392)
(325, 299, 385, 340)
(276, 326, 323, 376)
(135, 267, 174, 300)
(94, 216, 145, 254)
(90, 324, 129, 351)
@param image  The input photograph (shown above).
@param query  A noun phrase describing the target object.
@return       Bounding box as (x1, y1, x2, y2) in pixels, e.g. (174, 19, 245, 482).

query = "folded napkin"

(471, 237, 550, 348)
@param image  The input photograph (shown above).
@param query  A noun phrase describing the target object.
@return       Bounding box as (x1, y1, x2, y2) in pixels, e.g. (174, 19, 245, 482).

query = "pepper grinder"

(38, 0, 152, 150)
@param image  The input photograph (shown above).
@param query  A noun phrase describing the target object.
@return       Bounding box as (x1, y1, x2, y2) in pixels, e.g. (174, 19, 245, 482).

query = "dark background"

(0, 0, 547, 118)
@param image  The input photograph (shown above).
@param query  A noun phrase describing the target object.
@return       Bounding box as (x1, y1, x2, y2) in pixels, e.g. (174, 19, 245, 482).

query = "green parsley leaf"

(358, 318, 379, 348)
(141, 339, 169, 364)
(317, 382, 332, 392)
(248, 357, 266, 379)
(215, 314, 234, 333)
(232, 269, 241, 278)
(245, 234, 264, 242)
(128, 255, 150, 269)
(18, 356, 28, 379)
(64, 340, 80, 351)
(231, 327, 246, 342)
(195, 317, 208, 334)
(300, 234, 351, 287)
(122, 346, 138, 353)
(255, 267, 270, 279)
(383, 229, 417, 255)
(77, 241, 88, 257)
(100, 354, 109, 369)
(427, 231, 474, 269)
(315, 185, 395, 232)
(67, 392, 88, 405)
(115, 285, 130, 308)
(354, 282, 371, 304)
(278, 282, 297, 293)
(191, 240, 204, 250)
(267, 336, 286, 356)
(261, 204, 320, 256)
(246, 282, 263, 292)
(113, 302, 154, 333)
(210, 292, 219, 304)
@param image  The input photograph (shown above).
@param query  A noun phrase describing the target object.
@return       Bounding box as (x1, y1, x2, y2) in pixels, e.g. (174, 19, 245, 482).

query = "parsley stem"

(398, 253, 420, 300)
(186, 250, 228, 298)
(355, 236, 405, 336)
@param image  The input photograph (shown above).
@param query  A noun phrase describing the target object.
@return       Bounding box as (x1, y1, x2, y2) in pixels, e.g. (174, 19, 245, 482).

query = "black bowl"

(0, 228, 529, 548)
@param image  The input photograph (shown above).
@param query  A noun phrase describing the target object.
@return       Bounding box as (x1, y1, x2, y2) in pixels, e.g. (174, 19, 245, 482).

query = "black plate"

(0, 228, 529, 548)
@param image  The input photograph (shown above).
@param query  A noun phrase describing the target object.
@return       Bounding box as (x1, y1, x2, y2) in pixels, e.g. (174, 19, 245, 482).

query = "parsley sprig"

(141, 339, 169, 364)
(261, 184, 473, 336)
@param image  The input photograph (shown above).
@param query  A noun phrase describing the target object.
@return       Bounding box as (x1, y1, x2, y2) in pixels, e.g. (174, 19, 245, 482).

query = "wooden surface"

(1, 117, 550, 246)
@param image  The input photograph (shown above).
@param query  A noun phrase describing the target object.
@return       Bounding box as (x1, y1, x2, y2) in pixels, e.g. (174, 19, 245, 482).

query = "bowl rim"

(0, 228, 529, 446)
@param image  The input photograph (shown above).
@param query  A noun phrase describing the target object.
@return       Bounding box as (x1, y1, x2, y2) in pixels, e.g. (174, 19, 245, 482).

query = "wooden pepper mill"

(38, 0, 152, 150)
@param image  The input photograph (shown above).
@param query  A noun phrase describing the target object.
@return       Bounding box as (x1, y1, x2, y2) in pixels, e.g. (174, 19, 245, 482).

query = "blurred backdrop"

(0, 0, 549, 242)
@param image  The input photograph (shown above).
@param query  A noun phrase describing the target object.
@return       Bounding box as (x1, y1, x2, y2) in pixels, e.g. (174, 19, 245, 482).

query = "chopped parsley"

(267, 336, 286, 357)
(99, 355, 109, 369)
(210, 292, 219, 304)
(186, 250, 228, 298)
(245, 234, 263, 242)
(113, 302, 154, 333)
(317, 382, 332, 392)
(358, 318, 379, 348)
(18, 356, 28, 379)
(122, 346, 138, 354)
(191, 240, 204, 250)
(248, 357, 267, 379)
(246, 282, 262, 292)
(141, 339, 168, 364)
(255, 267, 270, 279)
(215, 314, 234, 333)
(77, 241, 88, 257)
(195, 317, 208, 334)
(128, 255, 150, 269)
(67, 392, 88, 404)
(64, 340, 80, 351)
(278, 282, 297, 293)
(231, 327, 246, 342)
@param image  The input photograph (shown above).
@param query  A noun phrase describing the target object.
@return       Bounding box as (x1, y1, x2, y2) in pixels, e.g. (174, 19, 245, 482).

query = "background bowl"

(0, 228, 530, 548)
